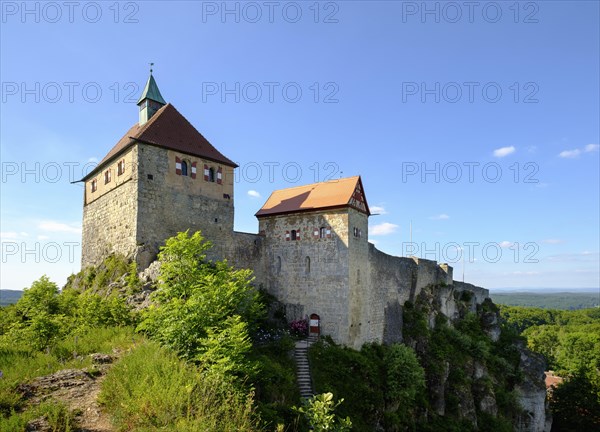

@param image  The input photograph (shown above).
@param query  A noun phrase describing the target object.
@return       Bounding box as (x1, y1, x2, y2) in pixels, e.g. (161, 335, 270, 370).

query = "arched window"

(319, 227, 326, 239)
(305, 256, 311, 274)
(291, 230, 297, 240)
(276, 256, 282, 275)
(209, 167, 215, 182)
(181, 161, 188, 176)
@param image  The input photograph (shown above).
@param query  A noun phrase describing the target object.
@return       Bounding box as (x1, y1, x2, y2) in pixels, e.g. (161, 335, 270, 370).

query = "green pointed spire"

(138, 65, 166, 125)
(137, 71, 166, 105)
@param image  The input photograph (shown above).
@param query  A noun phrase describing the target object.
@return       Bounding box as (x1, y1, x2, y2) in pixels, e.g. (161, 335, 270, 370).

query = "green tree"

(294, 392, 352, 432)
(138, 231, 264, 379)
(384, 343, 426, 416)
(550, 370, 600, 430)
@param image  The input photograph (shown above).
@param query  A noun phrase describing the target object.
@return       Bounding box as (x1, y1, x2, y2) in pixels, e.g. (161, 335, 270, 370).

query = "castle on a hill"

(80, 72, 488, 348)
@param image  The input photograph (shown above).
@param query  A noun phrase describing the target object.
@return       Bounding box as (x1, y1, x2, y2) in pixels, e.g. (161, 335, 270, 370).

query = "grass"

(0, 401, 76, 432)
(99, 340, 259, 431)
(0, 326, 141, 422)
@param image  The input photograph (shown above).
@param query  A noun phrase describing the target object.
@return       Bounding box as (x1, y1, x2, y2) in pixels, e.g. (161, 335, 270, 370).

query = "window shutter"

(285, 230, 290, 241)
(175, 156, 182, 175)
(326, 226, 332, 239)
(204, 164, 209, 181)
(191, 162, 197, 179)
(296, 229, 300, 240)
(217, 167, 223, 185)
(313, 228, 319, 238)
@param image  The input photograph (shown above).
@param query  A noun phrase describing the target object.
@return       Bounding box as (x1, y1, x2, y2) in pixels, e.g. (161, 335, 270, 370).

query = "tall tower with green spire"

(137, 64, 166, 125)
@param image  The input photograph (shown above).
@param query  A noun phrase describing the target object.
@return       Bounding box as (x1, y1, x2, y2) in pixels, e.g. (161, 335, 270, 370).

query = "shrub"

(289, 319, 308, 338)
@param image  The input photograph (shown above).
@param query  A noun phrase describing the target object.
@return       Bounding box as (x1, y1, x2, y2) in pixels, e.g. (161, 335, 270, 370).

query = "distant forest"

(491, 292, 600, 310)
(0, 290, 23, 307)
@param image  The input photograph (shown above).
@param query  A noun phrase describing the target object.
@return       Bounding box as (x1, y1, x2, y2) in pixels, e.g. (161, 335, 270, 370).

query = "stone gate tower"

(80, 72, 238, 269)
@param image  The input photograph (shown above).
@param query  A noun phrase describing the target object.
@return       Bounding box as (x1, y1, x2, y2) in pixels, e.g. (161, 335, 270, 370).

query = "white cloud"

(370, 205, 387, 215)
(559, 149, 581, 158)
(498, 241, 514, 248)
(542, 238, 564, 244)
(493, 146, 516, 158)
(87, 157, 99, 163)
(37, 235, 50, 240)
(0, 231, 20, 239)
(247, 190, 261, 198)
(429, 214, 449, 220)
(559, 144, 599, 158)
(526, 145, 537, 153)
(370, 222, 398, 236)
(38, 221, 81, 234)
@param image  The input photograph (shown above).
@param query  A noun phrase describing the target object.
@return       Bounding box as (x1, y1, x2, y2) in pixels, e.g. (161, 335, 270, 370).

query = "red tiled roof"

(545, 372, 563, 389)
(255, 176, 370, 217)
(82, 103, 237, 180)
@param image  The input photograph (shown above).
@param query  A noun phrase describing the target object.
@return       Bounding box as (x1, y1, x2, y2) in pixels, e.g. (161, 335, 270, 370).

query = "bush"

(289, 319, 308, 338)
(138, 231, 264, 386)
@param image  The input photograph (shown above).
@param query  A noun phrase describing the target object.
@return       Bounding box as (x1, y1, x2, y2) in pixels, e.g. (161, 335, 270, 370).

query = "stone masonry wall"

(81, 147, 139, 268)
(347, 208, 371, 348)
(258, 209, 351, 344)
(135, 145, 235, 268)
(227, 231, 267, 288)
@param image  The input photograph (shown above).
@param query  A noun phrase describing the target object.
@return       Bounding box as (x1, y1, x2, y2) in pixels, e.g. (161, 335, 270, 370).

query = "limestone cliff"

(401, 283, 550, 431)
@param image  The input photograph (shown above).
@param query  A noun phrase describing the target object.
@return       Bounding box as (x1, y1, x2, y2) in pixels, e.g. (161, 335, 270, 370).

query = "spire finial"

(149, 62, 154, 74)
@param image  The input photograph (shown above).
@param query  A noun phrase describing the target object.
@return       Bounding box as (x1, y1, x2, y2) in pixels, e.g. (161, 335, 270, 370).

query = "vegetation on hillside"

(5, 231, 595, 430)
(0, 232, 349, 431)
(500, 305, 600, 430)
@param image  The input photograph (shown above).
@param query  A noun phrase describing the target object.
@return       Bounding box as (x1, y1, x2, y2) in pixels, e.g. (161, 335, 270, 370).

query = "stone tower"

(255, 176, 371, 348)
(80, 72, 238, 269)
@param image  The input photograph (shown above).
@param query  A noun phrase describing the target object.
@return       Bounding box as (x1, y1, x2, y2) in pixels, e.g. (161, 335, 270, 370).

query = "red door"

(309, 313, 320, 335)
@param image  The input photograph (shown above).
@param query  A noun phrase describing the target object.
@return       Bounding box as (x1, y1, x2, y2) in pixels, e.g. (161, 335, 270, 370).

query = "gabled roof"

(137, 73, 166, 105)
(82, 103, 237, 181)
(255, 176, 370, 218)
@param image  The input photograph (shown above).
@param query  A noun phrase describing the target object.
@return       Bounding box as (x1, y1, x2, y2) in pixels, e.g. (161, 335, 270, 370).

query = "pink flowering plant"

(289, 319, 309, 337)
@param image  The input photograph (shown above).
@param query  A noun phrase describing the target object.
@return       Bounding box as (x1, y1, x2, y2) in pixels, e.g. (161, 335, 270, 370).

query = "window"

(209, 167, 215, 182)
(305, 256, 311, 274)
(181, 161, 188, 176)
(104, 169, 111, 184)
(117, 160, 125, 176)
(353, 227, 362, 238)
(276, 256, 282, 275)
(91, 179, 97, 192)
(291, 230, 297, 240)
(319, 227, 326, 239)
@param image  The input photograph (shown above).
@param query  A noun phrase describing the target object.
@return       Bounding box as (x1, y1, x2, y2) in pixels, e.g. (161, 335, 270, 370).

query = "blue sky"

(1, 1, 598, 291)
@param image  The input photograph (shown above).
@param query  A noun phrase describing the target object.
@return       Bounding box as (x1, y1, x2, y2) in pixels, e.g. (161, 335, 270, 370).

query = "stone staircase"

(295, 335, 318, 399)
